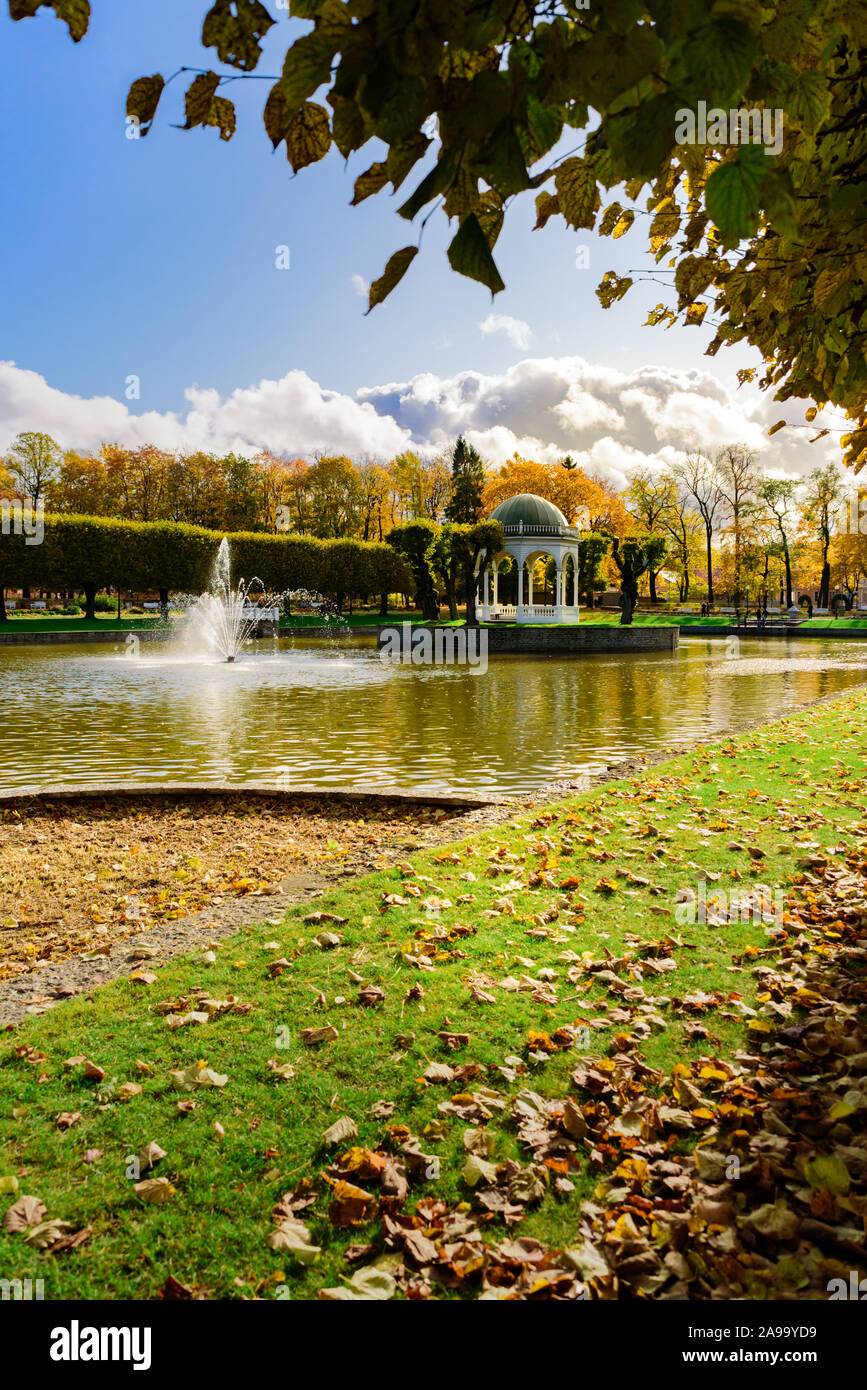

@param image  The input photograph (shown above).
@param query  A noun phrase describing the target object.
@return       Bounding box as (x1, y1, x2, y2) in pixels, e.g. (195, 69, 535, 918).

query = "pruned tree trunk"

(620, 584, 637, 625)
(464, 562, 478, 626)
(783, 547, 792, 608)
(84, 583, 96, 621)
(819, 552, 831, 608)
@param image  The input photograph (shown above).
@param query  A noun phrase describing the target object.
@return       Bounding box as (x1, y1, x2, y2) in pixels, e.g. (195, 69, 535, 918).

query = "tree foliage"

(608, 534, 668, 625)
(10, 0, 867, 467)
(445, 435, 485, 525)
(0, 513, 412, 616)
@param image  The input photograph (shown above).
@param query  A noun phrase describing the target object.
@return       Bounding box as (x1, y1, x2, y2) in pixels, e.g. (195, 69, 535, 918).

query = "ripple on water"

(0, 636, 864, 794)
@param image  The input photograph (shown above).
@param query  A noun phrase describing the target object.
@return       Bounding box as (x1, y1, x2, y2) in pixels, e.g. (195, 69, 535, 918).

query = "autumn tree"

(713, 446, 761, 606)
(304, 455, 362, 537)
(357, 460, 393, 541)
(656, 471, 704, 602)
(672, 452, 724, 606)
(801, 463, 843, 609)
(54, 451, 116, 516)
(626, 468, 676, 603)
(577, 533, 610, 610)
(759, 478, 798, 609)
(223, 452, 263, 531)
(4, 431, 61, 505)
(482, 456, 631, 534)
(421, 450, 453, 521)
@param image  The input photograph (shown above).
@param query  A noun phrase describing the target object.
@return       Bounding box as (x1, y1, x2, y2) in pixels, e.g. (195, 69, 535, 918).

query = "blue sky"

(0, 1, 834, 481)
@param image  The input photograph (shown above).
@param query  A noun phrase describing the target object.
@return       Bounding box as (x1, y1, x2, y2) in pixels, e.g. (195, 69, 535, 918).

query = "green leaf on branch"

(202, 1, 275, 73)
(682, 19, 758, 102)
(183, 72, 221, 131)
(264, 83, 291, 149)
(280, 33, 334, 110)
(9, 1, 91, 42)
(206, 95, 236, 142)
(706, 145, 770, 243)
(352, 161, 389, 205)
(127, 75, 165, 137)
(475, 120, 530, 198)
(285, 101, 331, 172)
(398, 153, 459, 220)
(385, 134, 431, 192)
(367, 246, 419, 313)
(534, 191, 560, 230)
(554, 156, 599, 231)
(605, 95, 680, 181)
(476, 192, 505, 250)
(329, 95, 367, 159)
(447, 214, 505, 296)
(596, 270, 634, 309)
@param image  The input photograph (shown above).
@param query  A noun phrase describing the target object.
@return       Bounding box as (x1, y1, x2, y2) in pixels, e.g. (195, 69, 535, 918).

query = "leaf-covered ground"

(1, 689, 866, 1300)
(0, 795, 465, 982)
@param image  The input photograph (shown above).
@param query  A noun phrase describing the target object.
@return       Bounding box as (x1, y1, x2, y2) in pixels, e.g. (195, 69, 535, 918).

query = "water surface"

(1, 635, 863, 794)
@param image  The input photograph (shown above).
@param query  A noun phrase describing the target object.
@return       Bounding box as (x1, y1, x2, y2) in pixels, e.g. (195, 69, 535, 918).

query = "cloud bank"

(0, 354, 841, 489)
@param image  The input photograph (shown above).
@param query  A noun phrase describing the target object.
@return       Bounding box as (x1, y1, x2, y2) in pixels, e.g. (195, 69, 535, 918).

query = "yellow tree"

(357, 461, 394, 541)
(304, 455, 363, 538)
(100, 443, 170, 521)
(251, 452, 308, 533)
(54, 451, 115, 515)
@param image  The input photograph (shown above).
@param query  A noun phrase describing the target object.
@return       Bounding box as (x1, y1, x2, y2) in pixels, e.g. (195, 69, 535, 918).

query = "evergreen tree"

(445, 436, 485, 525)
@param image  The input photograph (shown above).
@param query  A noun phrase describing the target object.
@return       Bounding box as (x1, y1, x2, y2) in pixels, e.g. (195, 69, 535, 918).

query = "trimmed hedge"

(0, 514, 411, 615)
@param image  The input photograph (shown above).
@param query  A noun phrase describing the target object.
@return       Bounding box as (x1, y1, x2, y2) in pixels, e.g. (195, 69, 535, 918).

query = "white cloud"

(479, 314, 533, 349)
(0, 362, 412, 460)
(351, 274, 369, 299)
(0, 354, 846, 486)
(358, 355, 845, 480)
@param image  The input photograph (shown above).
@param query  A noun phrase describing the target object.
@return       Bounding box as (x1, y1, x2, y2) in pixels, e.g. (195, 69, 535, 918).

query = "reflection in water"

(0, 636, 863, 794)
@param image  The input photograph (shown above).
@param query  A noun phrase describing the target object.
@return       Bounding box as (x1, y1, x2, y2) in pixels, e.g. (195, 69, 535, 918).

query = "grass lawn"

(801, 616, 867, 629)
(554, 612, 729, 626)
(2, 688, 866, 1299)
(0, 611, 419, 634)
(280, 611, 420, 628)
(0, 615, 161, 631)
(415, 614, 729, 628)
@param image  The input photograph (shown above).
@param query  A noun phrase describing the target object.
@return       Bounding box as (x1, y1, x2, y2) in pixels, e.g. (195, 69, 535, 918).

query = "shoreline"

(2, 620, 867, 645)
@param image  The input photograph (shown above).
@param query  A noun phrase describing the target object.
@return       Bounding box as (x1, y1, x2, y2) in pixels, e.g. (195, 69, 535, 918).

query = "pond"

(1, 635, 864, 795)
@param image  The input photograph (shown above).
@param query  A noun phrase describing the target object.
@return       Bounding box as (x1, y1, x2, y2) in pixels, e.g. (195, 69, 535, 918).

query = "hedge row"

(0, 514, 412, 610)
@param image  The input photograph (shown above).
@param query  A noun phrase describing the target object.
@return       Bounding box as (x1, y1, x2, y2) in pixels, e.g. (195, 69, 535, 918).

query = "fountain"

(180, 538, 263, 662)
